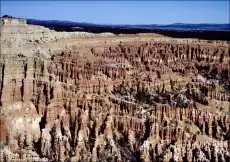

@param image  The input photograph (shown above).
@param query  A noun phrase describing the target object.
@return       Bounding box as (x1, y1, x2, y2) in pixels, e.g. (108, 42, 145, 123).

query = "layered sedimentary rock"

(0, 24, 229, 162)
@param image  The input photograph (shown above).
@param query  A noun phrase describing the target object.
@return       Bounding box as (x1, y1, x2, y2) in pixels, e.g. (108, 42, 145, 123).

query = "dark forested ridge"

(26, 19, 230, 41)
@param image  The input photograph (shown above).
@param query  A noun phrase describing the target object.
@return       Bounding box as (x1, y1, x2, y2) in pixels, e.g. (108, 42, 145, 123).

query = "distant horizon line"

(1, 14, 229, 26)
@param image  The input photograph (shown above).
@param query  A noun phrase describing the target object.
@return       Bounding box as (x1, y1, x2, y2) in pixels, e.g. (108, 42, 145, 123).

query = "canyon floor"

(0, 24, 229, 162)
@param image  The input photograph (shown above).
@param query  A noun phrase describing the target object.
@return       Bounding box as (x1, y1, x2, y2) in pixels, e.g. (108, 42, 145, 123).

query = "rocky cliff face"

(0, 24, 229, 162)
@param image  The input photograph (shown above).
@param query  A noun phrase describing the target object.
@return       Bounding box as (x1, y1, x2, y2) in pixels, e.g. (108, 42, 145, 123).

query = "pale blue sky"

(1, 1, 229, 24)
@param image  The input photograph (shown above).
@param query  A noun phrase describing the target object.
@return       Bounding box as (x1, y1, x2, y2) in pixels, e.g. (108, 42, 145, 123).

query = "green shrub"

(0, 141, 6, 149)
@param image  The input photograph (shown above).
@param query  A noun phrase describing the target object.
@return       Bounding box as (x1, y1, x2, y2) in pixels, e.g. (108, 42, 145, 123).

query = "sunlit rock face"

(0, 24, 229, 162)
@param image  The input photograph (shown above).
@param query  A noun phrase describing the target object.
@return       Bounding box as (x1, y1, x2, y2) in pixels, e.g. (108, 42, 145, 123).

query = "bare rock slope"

(0, 24, 229, 162)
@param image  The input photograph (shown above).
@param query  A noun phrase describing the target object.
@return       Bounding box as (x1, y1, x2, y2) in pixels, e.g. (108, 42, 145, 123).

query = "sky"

(1, 1, 229, 25)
